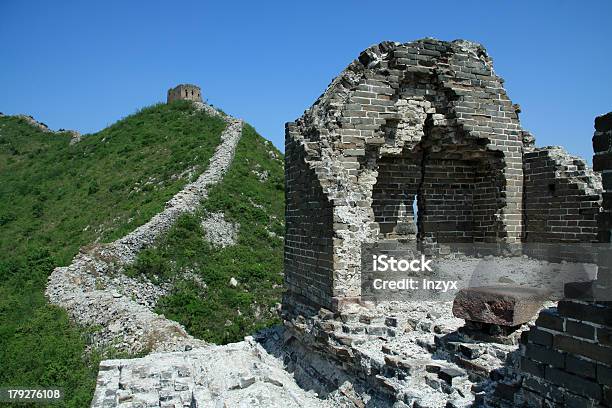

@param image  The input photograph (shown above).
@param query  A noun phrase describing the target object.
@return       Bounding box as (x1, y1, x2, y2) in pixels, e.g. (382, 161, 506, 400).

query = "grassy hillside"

(128, 124, 285, 344)
(0, 101, 225, 264)
(0, 101, 231, 406)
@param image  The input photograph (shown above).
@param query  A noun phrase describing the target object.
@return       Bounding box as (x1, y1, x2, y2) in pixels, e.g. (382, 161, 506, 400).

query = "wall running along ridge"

(284, 38, 603, 312)
(45, 102, 243, 354)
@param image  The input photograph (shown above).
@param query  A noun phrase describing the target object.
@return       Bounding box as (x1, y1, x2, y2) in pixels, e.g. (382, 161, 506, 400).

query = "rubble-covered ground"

(90, 254, 598, 407)
(92, 334, 364, 408)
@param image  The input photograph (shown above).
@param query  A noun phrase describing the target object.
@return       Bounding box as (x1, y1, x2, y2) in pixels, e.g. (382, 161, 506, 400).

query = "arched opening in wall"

(371, 153, 421, 240)
(371, 119, 505, 245)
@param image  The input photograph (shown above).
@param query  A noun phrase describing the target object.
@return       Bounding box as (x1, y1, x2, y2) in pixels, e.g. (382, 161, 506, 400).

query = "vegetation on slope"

(0, 101, 225, 264)
(0, 101, 226, 406)
(128, 124, 285, 344)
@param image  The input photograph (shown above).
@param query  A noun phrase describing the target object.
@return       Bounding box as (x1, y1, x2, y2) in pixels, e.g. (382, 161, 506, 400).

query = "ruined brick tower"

(284, 39, 601, 312)
(167, 84, 202, 103)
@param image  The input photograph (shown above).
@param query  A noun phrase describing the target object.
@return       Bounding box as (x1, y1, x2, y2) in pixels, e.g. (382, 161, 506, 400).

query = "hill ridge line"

(45, 102, 243, 354)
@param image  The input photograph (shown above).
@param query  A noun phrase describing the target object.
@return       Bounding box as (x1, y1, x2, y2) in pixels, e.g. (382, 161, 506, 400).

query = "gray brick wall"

(167, 84, 202, 103)
(523, 147, 601, 244)
(516, 113, 612, 407)
(284, 39, 604, 313)
(284, 128, 335, 310)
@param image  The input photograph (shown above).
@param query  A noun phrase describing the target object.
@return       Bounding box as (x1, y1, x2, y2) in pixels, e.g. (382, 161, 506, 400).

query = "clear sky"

(1, 1, 610, 161)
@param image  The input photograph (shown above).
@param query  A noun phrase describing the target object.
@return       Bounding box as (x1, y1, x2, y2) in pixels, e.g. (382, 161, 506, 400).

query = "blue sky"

(1, 1, 610, 161)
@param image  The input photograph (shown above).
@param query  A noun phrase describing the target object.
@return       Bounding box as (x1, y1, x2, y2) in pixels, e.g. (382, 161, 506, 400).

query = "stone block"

(566, 355, 597, 379)
(437, 367, 466, 385)
(593, 133, 612, 153)
(564, 392, 598, 408)
(598, 364, 612, 386)
(598, 327, 612, 347)
(525, 343, 565, 368)
(564, 281, 611, 303)
(595, 112, 612, 132)
(452, 285, 550, 326)
(594, 152, 612, 172)
(604, 386, 612, 408)
(554, 335, 612, 365)
(535, 308, 565, 332)
(557, 300, 612, 326)
(545, 366, 602, 399)
(520, 356, 545, 378)
(522, 374, 565, 404)
(565, 320, 595, 340)
(528, 327, 554, 346)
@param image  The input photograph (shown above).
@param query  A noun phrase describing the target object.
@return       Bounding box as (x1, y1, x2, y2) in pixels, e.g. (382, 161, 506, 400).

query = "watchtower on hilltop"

(167, 84, 202, 103)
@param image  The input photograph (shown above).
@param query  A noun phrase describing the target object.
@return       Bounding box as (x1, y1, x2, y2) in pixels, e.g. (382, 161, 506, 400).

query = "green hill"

(0, 102, 284, 406)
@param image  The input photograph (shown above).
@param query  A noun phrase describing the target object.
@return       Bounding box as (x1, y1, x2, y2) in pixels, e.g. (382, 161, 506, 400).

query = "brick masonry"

(284, 39, 603, 312)
(516, 113, 612, 407)
(167, 84, 202, 104)
(523, 147, 601, 244)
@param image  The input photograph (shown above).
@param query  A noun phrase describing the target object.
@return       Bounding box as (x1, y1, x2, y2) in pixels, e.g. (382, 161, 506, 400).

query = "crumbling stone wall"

(284, 138, 335, 309)
(515, 114, 612, 407)
(523, 147, 601, 243)
(284, 39, 604, 312)
(285, 39, 526, 311)
(595, 113, 612, 287)
(167, 84, 202, 103)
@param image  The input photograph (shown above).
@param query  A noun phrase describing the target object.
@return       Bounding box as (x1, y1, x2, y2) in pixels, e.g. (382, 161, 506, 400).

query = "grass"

(0, 101, 225, 264)
(130, 124, 286, 344)
(0, 101, 226, 406)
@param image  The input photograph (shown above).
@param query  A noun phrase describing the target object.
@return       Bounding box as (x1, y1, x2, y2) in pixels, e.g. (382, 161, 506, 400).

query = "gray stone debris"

(201, 212, 239, 247)
(45, 102, 244, 354)
(91, 336, 344, 408)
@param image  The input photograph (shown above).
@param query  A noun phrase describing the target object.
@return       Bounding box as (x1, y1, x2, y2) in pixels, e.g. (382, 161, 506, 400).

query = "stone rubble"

(201, 212, 240, 248)
(280, 254, 596, 407)
(251, 165, 270, 182)
(45, 102, 243, 354)
(91, 333, 367, 408)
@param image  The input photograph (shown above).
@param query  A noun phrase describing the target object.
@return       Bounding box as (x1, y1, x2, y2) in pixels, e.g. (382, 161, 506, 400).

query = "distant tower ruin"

(167, 84, 202, 103)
